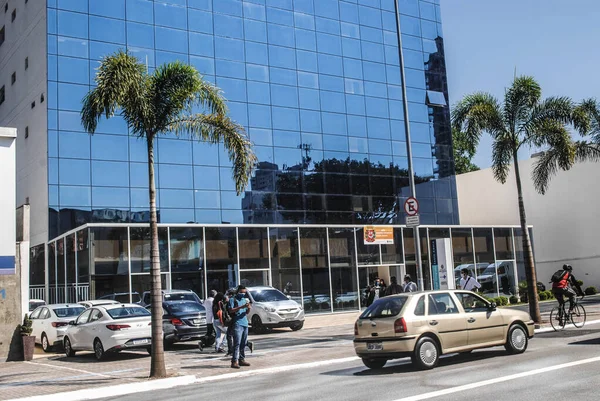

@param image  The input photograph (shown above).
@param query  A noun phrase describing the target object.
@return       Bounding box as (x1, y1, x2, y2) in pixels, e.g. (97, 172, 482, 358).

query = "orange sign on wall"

(363, 226, 394, 245)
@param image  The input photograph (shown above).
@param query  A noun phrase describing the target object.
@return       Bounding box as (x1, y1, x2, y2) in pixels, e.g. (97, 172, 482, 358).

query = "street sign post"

(406, 215, 420, 227)
(403, 197, 419, 216)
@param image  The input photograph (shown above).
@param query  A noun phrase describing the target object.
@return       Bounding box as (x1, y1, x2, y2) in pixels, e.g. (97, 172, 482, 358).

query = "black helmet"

(563, 264, 573, 271)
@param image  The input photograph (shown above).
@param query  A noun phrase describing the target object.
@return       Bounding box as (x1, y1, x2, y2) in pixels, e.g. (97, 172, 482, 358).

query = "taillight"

(394, 318, 407, 333)
(171, 318, 184, 326)
(354, 322, 359, 335)
(106, 324, 131, 331)
(51, 322, 68, 328)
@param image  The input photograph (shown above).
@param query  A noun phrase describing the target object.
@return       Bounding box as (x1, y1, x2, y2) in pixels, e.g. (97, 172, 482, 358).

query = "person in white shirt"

(459, 268, 481, 292)
(203, 290, 216, 337)
(403, 275, 418, 292)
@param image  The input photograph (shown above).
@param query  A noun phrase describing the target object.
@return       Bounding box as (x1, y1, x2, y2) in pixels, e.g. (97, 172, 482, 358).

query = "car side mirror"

(287, 295, 292, 300)
(488, 302, 497, 311)
(68, 320, 76, 326)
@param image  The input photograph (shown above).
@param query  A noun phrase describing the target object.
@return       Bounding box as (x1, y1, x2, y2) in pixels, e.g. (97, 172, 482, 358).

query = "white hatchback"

(30, 304, 86, 352)
(63, 304, 152, 360)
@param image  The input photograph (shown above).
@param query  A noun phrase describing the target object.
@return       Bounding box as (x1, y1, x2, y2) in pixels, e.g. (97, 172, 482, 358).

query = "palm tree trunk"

(147, 136, 166, 378)
(513, 153, 542, 323)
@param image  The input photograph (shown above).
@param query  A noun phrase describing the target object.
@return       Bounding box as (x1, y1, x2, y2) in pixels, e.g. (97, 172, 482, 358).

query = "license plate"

(193, 319, 205, 325)
(367, 342, 383, 351)
(133, 339, 149, 345)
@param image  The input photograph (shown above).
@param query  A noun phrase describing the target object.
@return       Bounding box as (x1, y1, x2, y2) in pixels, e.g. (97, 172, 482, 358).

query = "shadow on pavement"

(568, 337, 600, 345)
(48, 351, 149, 363)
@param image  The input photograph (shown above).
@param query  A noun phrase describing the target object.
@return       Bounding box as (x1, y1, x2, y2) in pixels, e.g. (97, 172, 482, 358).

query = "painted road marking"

(390, 355, 600, 401)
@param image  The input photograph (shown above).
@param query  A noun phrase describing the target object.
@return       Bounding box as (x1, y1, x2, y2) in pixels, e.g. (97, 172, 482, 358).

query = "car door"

(426, 293, 468, 351)
(38, 308, 51, 341)
(454, 292, 505, 346)
(70, 309, 93, 349)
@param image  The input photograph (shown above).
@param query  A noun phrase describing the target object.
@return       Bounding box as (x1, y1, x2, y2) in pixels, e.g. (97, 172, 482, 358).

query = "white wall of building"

(0, 127, 16, 269)
(457, 158, 600, 289)
(0, 0, 48, 246)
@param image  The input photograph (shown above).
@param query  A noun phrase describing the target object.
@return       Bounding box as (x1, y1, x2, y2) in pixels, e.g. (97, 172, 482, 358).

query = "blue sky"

(441, 0, 600, 169)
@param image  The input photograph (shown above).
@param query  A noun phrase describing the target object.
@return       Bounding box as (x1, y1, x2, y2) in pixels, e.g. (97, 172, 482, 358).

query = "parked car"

(152, 301, 207, 345)
(141, 289, 202, 307)
(246, 286, 305, 333)
(477, 262, 515, 294)
(78, 300, 119, 309)
(30, 304, 86, 352)
(98, 292, 142, 304)
(63, 303, 152, 360)
(28, 299, 46, 314)
(354, 290, 534, 370)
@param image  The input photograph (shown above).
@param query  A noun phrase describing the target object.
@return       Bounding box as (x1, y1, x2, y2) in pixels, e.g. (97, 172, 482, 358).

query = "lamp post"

(393, 0, 424, 291)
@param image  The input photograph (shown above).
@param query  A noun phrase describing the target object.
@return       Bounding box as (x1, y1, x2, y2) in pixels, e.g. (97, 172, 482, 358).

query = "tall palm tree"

(451, 76, 581, 323)
(81, 51, 256, 377)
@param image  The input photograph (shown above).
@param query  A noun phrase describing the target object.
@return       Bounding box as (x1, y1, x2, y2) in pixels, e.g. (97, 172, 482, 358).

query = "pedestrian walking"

(366, 279, 384, 306)
(212, 291, 227, 353)
(385, 276, 404, 296)
(203, 290, 216, 338)
(403, 275, 418, 292)
(228, 285, 252, 369)
(459, 268, 482, 292)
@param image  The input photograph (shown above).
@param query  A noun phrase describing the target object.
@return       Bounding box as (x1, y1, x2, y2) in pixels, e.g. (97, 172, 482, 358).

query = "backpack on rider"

(551, 269, 567, 283)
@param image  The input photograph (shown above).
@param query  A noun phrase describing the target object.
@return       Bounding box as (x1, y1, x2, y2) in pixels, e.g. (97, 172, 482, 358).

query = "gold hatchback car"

(354, 290, 535, 370)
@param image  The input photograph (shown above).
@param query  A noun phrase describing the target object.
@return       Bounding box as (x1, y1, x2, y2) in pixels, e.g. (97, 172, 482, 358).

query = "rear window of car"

(107, 307, 151, 320)
(53, 307, 85, 318)
(164, 293, 198, 302)
(360, 297, 407, 319)
(166, 302, 204, 314)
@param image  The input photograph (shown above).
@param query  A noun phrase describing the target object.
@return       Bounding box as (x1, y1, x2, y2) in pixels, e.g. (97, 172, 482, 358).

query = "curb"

(6, 375, 197, 401)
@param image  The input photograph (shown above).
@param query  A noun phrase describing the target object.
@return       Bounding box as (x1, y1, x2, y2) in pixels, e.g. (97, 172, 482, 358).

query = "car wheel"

(41, 333, 52, 353)
(290, 322, 304, 331)
(64, 337, 76, 357)
(505, 324, 528, 354)
(94, 339, 105, 361)
(362, 358, 387, 369)
(412, 336, 440, 370)
(252, 315, 267, 334)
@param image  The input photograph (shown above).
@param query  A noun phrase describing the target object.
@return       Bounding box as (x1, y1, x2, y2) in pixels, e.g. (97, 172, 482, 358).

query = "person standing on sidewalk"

(212, 291, 227, 353)
(228, 285, 252, 369)
(403, 275, 418, 292)
(385, 276, 404, 296)
(203, 290, 216, 338)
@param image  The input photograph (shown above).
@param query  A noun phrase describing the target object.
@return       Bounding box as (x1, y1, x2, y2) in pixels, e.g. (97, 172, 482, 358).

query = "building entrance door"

(358, 264, 405, 308)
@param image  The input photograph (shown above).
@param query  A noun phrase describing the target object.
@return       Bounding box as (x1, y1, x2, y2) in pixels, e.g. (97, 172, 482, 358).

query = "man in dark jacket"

(385, 276, 404, 296)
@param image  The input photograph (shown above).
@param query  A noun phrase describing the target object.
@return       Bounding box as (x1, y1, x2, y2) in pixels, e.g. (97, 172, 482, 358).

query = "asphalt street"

(101, 323, 600, 401)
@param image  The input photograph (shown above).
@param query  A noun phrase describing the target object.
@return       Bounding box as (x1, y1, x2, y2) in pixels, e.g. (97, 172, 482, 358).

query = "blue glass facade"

(46, 0, 457, 239)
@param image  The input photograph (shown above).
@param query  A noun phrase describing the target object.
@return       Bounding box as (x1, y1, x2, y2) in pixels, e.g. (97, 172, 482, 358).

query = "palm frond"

(530, 124, 574, 194)
(491, 135, 514, 184)
(81, 50, 148, 135)
(573, 98, 600, 140)
(520, 96, 574, 147)
(451, 92, 504, 147)
(168, 114, 257, 195)
(149, 63, 227, 133)
(574, 141, 600, 163)
(504, 76, 542, 133)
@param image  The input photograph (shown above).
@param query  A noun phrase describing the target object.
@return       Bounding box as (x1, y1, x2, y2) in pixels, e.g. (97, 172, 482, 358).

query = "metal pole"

(394, 0, 424, 291)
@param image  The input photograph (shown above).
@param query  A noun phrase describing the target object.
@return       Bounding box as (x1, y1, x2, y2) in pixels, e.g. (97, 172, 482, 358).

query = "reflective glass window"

(214, 14, 244, 39)
(341, 22, 360, 39)
(343, 58, 363, 79)
(298, 72, 319, 89)
(57, 10, 88, 39)
(314, 0, 338, 19)
(91, 134, 128, 161)
(189, 32, 214, 57)
(349, 136, 368, 153)
(267, 7, 294, 25)
(318, 54, 343, 76)
(244, 2, 266, 21)
(154, 2, 188, 29)
(317, 32, 342, 56)
(323, 135, 348, 152)
(360, 26, 383, 44)
(216, 77, 247, 102)
(90, 41, 121, 61)
(127, 22, 154, 48)
(195, 190, 221, 209)
(295, 28, 317, 51)
(247, 81, 271, 105)
(273, 130, 301, 148)
(250, 128, 273, 147)
(155, 27, 188, 53)
(58, 110, 84, 132)
(271, 84, 298, 108)
(92, 161, 129, 187)
(382, 11, 396, 32)
(299, 88, 320, 110)
(347, 115, 367, 137)
(126, 0, 153, 24)
(193, 141, 220, 166)
(297, 50, 318, 72)
(294, 12, 315, 30)
(345, 94, 366, 116)
(59, 159, 90, 185)
(302, 132, 323, 150)
(342, 37, 361, 59)
(213, 0, 242, 16)
(368, 138, 392, 155)
(367, 117, 391, 139)
(89, 16, 126, 44)
(160, 189, 194, 208)
(274, 147, 302, 168)
(158, 139, 192, 165)
(340, 2, 358, 23)
(194, 166, 220, 190)
(315, 17, 340, 35)
(216, 60, 246, 79)
(320, 91, 345, 114)
(190, 56, 215, 76)
(92, 187, 129, 207)
(269, 45, 296, 69)
(272, 107, 300, 131)
(57, 37, 88, 59)
(57, 56, 89, 84)
(364, 81, 387, 98)
(362, 41, 385, 63)
(363, 61, 386, 83)
(216, 37, 245, 62)
(400, 14, 421, 37)
(248, 104, 272, 128)
(188, 9, 213, 33)
(365, 97, 389, 118)
(322, 112, 346, 135)
(58, 131, 90, 159)
(60, 186, 91, 207)
(58, 83, 89, 111)
(89, 0, 125, 19)
(270, 67, 296, 85)
(244, 19, 268, 43)
(220, 191, 243, 210)
(246, 42, 269, 65)
(159, 164, 193, 189)
(300, 110, 322, 133)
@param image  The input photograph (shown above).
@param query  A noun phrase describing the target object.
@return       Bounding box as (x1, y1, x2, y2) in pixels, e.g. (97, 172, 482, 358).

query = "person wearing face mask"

(228, 285, 252, 369)
(459, 268, 481, 292)
(366, 278, 383, 306)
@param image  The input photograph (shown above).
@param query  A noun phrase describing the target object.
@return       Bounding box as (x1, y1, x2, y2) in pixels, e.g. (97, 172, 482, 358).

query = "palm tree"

(81, 50, 256, 377)
(451, 76, 582, 323)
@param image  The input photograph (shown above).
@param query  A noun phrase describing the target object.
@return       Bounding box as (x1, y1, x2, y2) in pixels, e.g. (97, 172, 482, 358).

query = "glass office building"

(45, 0, 456, 240)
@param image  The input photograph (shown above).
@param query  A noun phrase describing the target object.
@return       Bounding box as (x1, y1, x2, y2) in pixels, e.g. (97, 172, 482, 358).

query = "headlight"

(267, 306, 277, 313)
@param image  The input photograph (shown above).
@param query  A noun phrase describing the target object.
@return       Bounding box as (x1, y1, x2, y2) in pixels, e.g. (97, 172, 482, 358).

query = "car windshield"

(107, 307, 151, 319)
(164, 293, 198, 302)
(360, 297, 407, 319)
(481, 266, 496, 275)
(53, 307, 85, 318)
(251, 289, 288, 302)
(166, 302, 204, 314)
